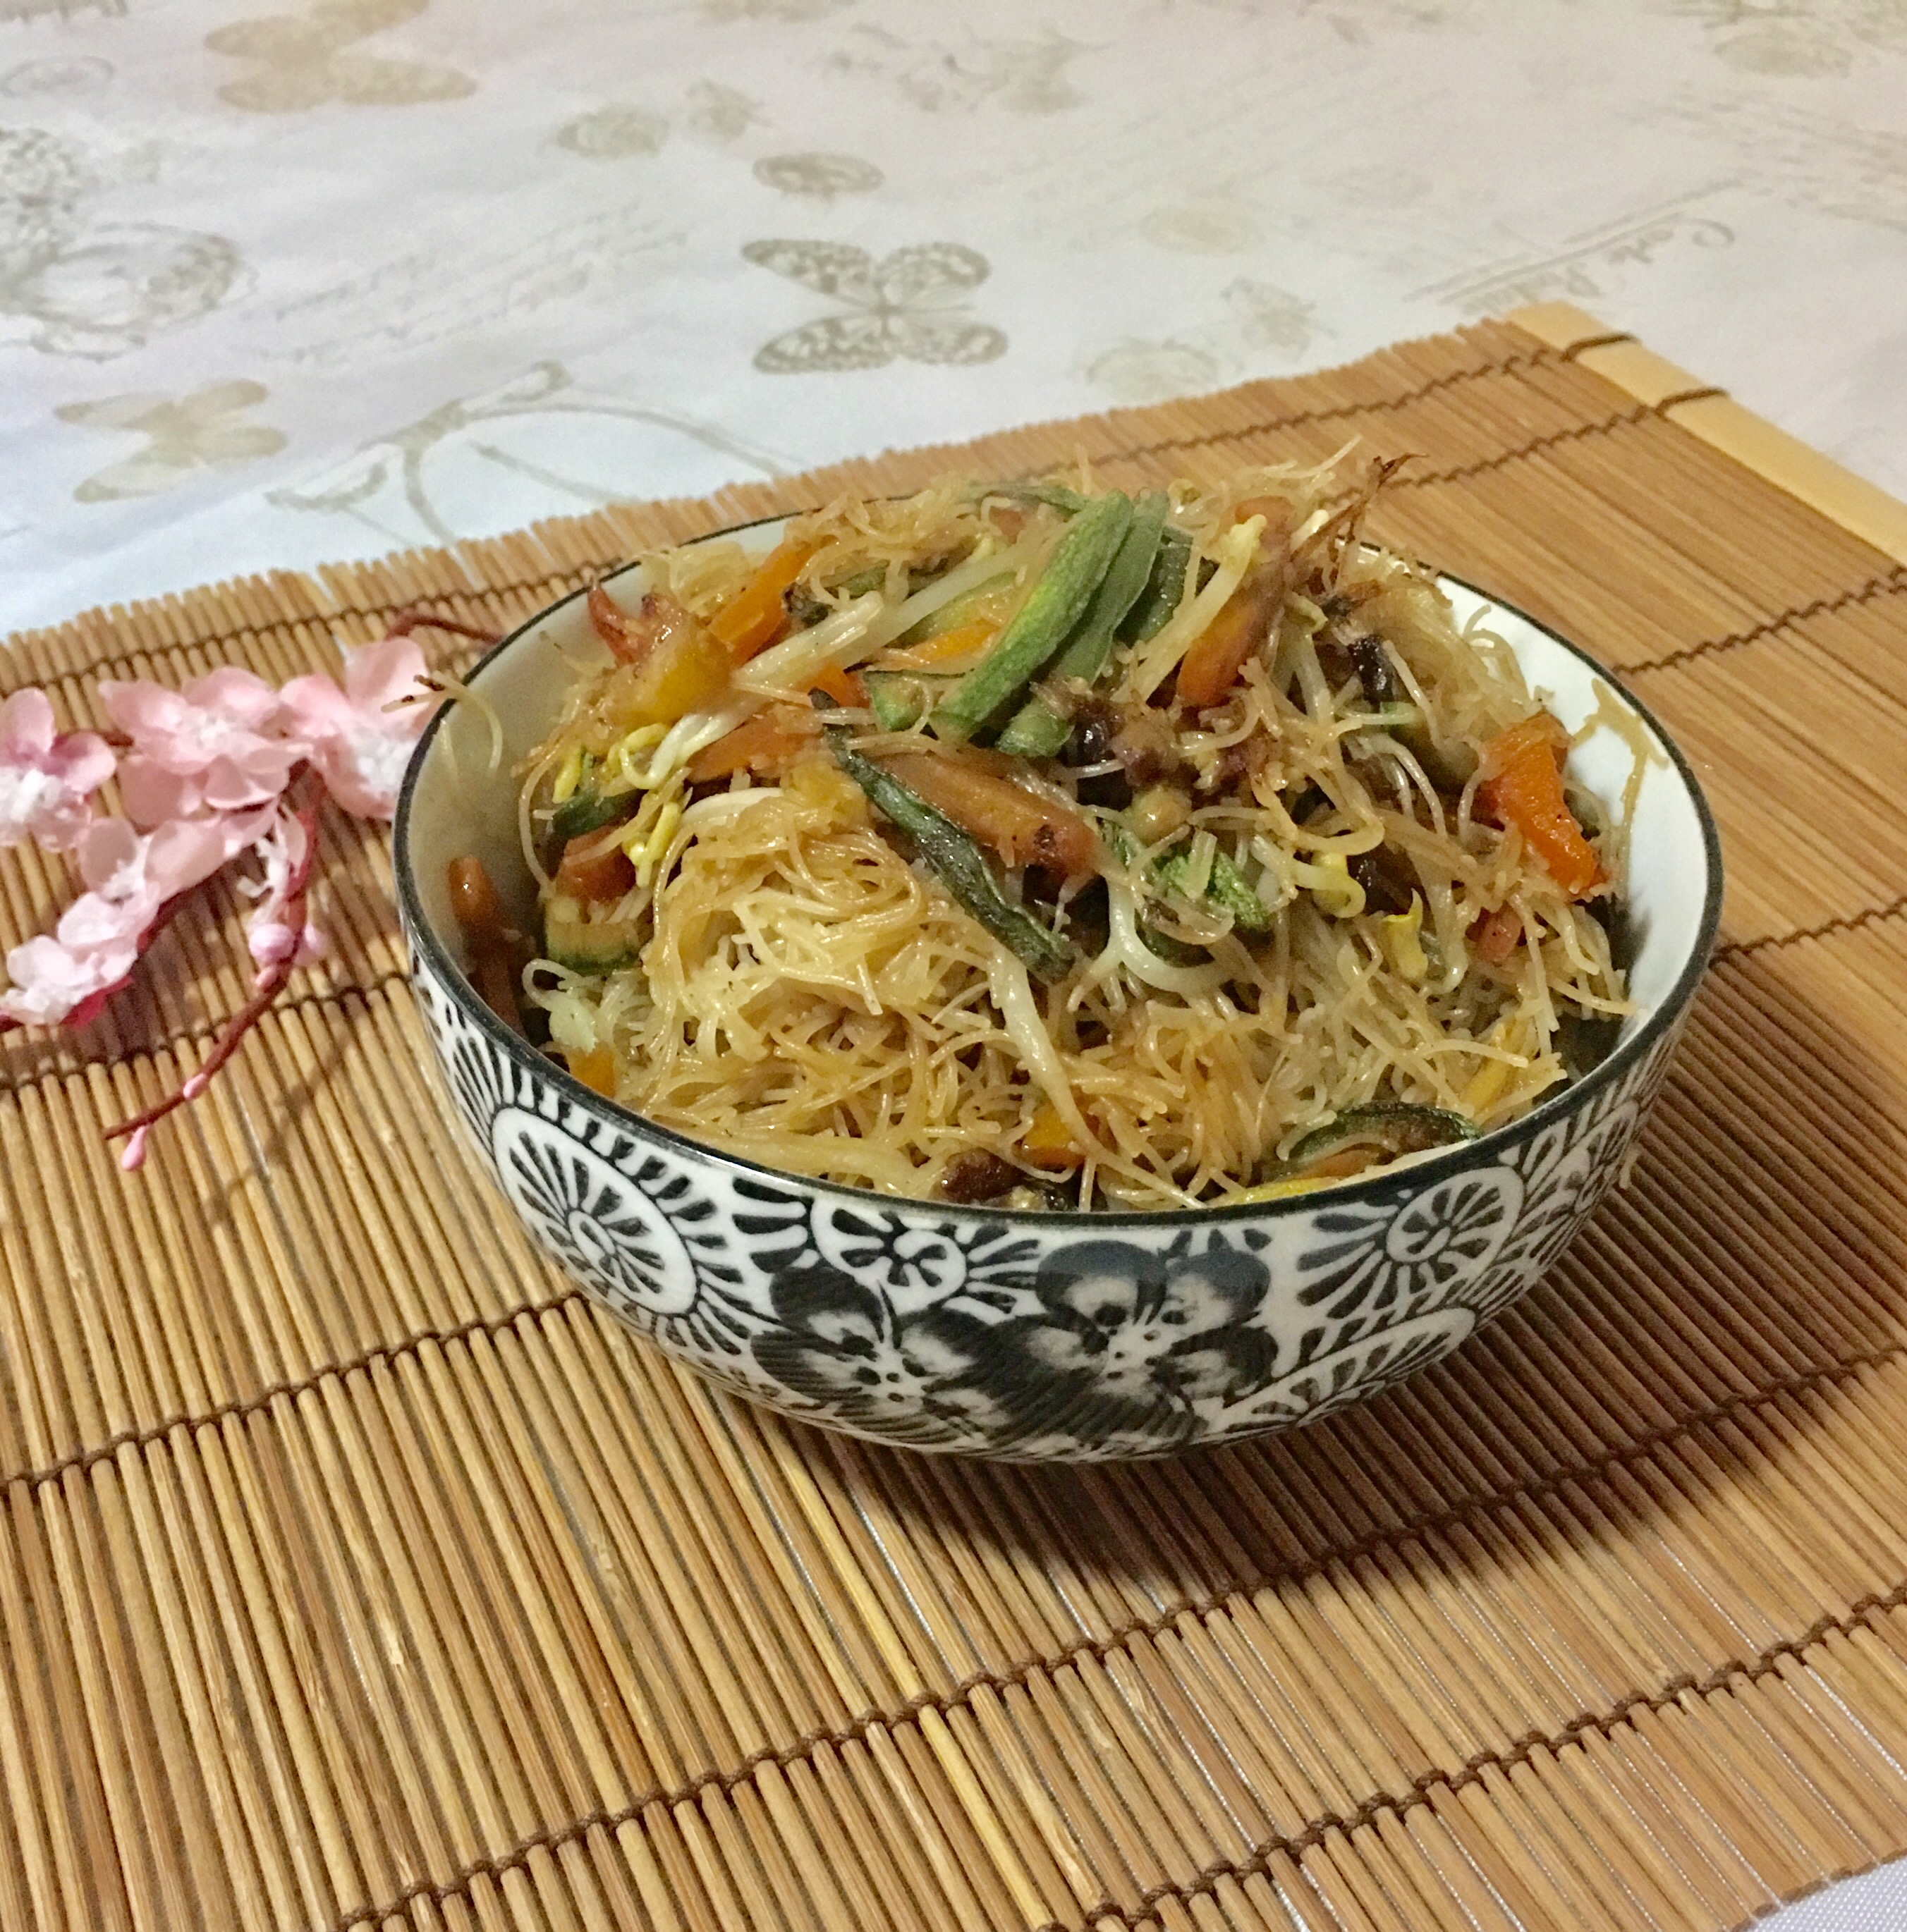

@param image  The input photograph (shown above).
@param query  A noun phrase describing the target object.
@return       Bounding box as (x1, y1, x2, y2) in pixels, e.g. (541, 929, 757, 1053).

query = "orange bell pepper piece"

(684, 708, 815, 783)
(565, 1046, 618, 1096)
(1176, 568, 1281, 710)
(709, 540, 820, 663)
(554, 835, 636, 903)
(1021, 1101, 1085, 1170)
(878, 616, 1000, 671)
(807, 662, 865, 708)
(882, 752, 1098, 877)
(1475, 714, 1602, 899)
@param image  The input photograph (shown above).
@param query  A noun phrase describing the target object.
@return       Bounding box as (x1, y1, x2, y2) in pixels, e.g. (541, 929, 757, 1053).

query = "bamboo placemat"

(2, 303, 1906, 1932)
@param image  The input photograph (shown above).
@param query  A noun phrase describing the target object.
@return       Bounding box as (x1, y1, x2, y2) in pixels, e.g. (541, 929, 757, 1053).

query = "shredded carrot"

(1476, 714, 1602, 898)
(685, 709, 813, 783)
(884, 752, 1098, 877)
(1021, 1101, 1085, 1169)
(709, 540, 819, 662)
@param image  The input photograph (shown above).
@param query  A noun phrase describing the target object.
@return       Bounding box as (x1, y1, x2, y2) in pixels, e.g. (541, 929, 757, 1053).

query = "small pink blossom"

(279, 635, 432, 820)
(0, 688, 116, 852)
(100, 667, 302, 827)
(240, 807, 327, 977)
(0, 808, 272, 1028)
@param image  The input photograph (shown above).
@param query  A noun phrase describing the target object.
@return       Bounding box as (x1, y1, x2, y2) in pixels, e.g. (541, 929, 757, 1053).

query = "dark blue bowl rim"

(393, 511, 1725, 1225)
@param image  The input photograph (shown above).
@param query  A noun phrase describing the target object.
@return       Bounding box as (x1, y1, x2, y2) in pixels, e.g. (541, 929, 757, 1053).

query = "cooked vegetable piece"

(1157, 846, 1272, 932)
(1175, 565, 1281, 709)
(591, 586, 732, 728)
(823, 724, 1076, 979)
(1107, 821, 1269, 931)
(863, 669, 958, 731)
(997, 492, 1169, 757)
(807, 662, 865, 707)
(934, 492, 1134, 741)
(1021, 1101, 1085, 1168)
(937, 1149, 1023, 1203)
(1350, 635, 1402, 707)
(1139, 922, 1209, 967)
(544, 898, 640, 973)
(685, 709, 812, 783)
(554, 835, 637, 902)
(446, 855, 528, 1027)
(882, 616, 1000, 670)
(550, 785, 629, 842)
(564, 1046, 618, 1096)
(1118, 527, 1192, 644)
(709, 539, 818, 661)
(1349, 843, 1418, 917)
(896, 576, 1013, 648)
(1471, 903, 1523, 965)
(1476, 714, 1602, 897)
(883, 752, 1098, 878)
(1284, 1102, 1478, 1178)
(993, 479, 1089, 515)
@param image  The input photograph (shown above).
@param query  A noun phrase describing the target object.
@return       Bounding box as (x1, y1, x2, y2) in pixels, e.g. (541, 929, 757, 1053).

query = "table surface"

(3, 3, 1903, 1921)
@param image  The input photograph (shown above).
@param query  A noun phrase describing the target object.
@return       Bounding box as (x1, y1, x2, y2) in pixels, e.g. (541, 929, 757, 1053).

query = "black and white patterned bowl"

(393, 518, 1722, 1461)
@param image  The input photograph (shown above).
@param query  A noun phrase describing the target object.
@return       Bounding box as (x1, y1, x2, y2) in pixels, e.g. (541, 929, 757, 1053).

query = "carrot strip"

(877, 617, 1000, 671)
(882, 752, 1097, 877)
(808, 663, 865, 708)
(710, 540, 819, 662)
(685, 709, 813, 783)
(1175, 569, 1280, 709)
(1476, 714, 1602, 898)
(554, 836, 636, 902)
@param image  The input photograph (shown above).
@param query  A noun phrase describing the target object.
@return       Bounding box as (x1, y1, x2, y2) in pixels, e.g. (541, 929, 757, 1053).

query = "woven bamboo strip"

(0, 322, 1903, 1929)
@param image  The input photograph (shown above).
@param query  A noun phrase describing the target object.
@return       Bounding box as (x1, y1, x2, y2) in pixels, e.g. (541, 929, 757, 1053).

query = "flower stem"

(103, 799, 322, 1171)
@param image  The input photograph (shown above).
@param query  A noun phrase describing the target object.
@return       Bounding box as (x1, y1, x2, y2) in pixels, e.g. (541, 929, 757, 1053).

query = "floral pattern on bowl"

(410, 966, 1685, 1460)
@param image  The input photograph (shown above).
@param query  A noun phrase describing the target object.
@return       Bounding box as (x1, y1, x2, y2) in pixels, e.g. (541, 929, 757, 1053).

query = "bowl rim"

(393, 510, 1725, 1225)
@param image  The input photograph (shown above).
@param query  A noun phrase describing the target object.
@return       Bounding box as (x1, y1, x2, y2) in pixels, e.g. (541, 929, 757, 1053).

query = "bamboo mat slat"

(1, 310, 1905, 1932)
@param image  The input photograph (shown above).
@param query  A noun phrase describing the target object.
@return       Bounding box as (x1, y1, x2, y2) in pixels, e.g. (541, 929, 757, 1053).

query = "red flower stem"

(386, 609, 501, 647)
(102, 798, 322, 1165)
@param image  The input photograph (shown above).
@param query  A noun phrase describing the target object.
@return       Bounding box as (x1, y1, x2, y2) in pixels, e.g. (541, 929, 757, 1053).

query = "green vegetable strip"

(823, 724, 1076, 980)
(988, 479, 1090, 515)
(550, 772, 630, 842)
(933, 492, 1133, 742)
(995, 492, 1169, 758)
(1109, 823, 1273, 934)
(863, 671, 930, 732)
(1154, 848, 1274, 933)
(1117, 526, 1193, 644)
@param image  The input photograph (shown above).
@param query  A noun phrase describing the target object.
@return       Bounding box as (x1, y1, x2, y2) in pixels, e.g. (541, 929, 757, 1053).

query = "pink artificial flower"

(0, 688, 116, 852)
(0, 807, 273, 1028)
(240, 807, 327, 977)
(100, 667, 303, 828)
(278, 635, 434, 820)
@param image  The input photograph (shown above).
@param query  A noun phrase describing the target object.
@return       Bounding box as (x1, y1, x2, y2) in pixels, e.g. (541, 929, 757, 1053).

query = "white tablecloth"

(3, 4, 1903, 1919)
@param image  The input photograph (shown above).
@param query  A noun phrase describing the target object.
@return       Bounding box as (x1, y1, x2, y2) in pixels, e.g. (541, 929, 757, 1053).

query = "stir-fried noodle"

(451, 457, 1635, 1211)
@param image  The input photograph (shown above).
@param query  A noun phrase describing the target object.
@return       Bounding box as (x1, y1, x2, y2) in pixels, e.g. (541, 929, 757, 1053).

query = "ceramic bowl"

(394, 517, 1722, 1461)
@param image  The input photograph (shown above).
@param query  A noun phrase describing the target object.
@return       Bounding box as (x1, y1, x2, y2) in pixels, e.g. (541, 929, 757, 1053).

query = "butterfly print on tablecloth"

(741, 240, 1007, 374)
